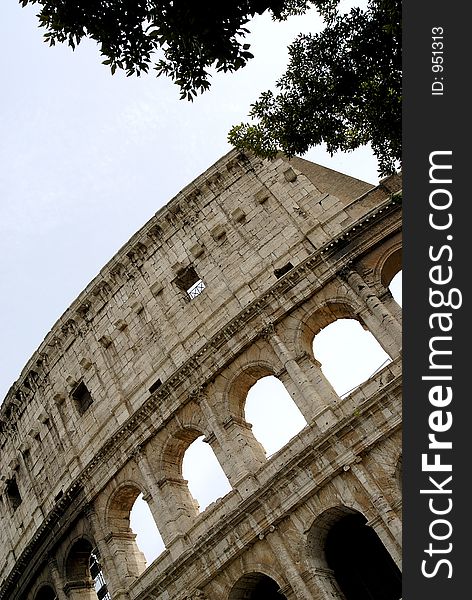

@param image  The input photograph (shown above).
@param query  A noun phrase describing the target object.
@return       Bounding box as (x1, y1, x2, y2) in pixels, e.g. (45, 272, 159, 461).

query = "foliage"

(22, 0, 332, 100)
(229, 0, 401, 176)
(22, 0, 400, 175)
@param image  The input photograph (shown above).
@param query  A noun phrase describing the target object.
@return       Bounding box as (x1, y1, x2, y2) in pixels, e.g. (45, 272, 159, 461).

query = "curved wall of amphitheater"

(0, 150, 402, 600)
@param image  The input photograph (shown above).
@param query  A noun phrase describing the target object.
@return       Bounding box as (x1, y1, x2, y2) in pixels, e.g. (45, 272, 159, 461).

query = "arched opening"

(325, 513, 402, 600)
(380, 248, 402, 288)
(389, 270, 402, 307)
(229, 572, 288, 600)
(65, 539, 110, 600)
(244, 375, 307, 456)
(108, 484, 163, 574)
(313, 318, 391, 397)
(182, 436, 232, 512)
(130, 493, 165, 565)
(35, 586, 57, 600)
(66, 538, 94, 582)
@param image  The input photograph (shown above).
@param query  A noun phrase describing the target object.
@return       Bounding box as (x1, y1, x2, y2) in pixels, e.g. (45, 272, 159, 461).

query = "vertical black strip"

(403, 1, 468, 598)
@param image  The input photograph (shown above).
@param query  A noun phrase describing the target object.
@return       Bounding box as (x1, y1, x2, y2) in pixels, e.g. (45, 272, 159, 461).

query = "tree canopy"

(22, 0, 324, 99)
(21, 0, 400, 176)
(229, 0, 401, 176)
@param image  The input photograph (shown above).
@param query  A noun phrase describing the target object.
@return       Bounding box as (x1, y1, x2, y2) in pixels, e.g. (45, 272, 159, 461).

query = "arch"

(107, 482, 143, 532)
(298, 300, 358, 359)
(307, 506, 358, 569)
(380, 246, 402, 289)
(182, 435, 232, 512)
(155, 425, 232, 536)
(325, 512, 402, 600)
(34, 585, 57, 600)
(225, 361, 276, 422)
(144, 400, 211, 485)
(65, 537, 95, 582)
(244, 375, 307, 456)
(312, 318, 391, 397)
(107, 482, 163, 570)
(307, 507, 401, 600)
(228, 572, 288, 600)
(161, 426, 205, 480)
(65, 538, 110, 600)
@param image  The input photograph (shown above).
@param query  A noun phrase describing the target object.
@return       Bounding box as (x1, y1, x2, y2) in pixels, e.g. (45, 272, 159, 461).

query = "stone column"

(262, 324, 338, 430)
(35, 406, 66, 464)
(193, 389, 266, 492)
(277, 582, 298, 600)
(103, 531, 147, 584)
(340, 267, 402, 355)
(63, 581, 97, 600)
(52, 393, 76, 449)
(302, 567, 345, 600)
(47, 556, 69, 600)
(266, 530, 317, 600)
(83, 505, 129, 600)
(350, 463, 402, 567)
(378, 281, 403, 323)
(17, 449, 45, 516)
(133, 447, 175, 546)
(150, 476, 198, 559)
(133, 446, 193, 558)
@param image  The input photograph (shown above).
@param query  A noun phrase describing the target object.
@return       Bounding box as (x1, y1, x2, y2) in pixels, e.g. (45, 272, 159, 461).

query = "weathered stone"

(0, 151, 402, 600)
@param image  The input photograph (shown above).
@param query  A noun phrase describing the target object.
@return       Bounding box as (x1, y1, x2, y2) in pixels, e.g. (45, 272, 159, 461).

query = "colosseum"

(0, 150, 402, 600)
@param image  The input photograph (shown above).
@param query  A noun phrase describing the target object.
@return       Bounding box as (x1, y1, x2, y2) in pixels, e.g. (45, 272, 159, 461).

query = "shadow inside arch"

(308, 507, 401, 600)
(229, 572, 288, 600)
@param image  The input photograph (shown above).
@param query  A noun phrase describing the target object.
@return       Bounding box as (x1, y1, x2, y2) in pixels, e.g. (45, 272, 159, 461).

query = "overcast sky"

(0, 1, 381, 403)
(0, 0, 403, 569)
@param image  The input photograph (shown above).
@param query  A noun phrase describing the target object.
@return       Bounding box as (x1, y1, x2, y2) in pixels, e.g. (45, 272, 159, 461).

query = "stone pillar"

(135, 474, 196, 560)
(52, 393, 76, 448)
(47, 556, 69, 600)
(17, 449, 45, 516)
(266, 531, 316, 600)
(193, 390, 266, 490)
(103, 531, 147, 583)
(262, 324, 338, 430)
(83, 505, 129, 600)
(133, 447, 193, 558)
(133, 447, 175, 547)
(63, 580, 97, 600)
(277, 582, 298, 600)
(302, 567, 345, 600)
(297, 353, 343, 405)
(221, 416, 267, 478)
(378, 282, 402, 322)
(350, 464, 402, 567)
(340, 267, 402, 355)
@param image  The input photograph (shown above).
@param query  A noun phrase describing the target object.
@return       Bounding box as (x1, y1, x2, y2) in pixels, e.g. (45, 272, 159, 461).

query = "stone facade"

(0, 150, 402, 600)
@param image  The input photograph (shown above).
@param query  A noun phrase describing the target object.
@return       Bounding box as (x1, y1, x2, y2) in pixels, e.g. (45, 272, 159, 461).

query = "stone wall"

(0, 150, 402, 600)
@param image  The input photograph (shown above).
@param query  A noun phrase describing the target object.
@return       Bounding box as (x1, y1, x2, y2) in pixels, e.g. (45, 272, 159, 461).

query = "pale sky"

(0, 0, 380, 402)
(0, 0, 401, 571)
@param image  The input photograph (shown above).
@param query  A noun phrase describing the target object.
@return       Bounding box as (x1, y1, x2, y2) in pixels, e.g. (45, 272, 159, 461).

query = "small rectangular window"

(72, 381, 93, 415)
(6, 477, 22, 510)
(274, 262, 294, 279)
(174, 266, 205, 300)
(149, 378, 162, 394)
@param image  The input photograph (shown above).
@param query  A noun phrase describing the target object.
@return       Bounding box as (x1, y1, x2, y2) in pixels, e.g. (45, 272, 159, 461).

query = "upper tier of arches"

(0, 154, 402, 599)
